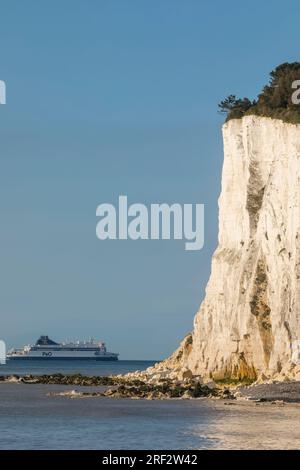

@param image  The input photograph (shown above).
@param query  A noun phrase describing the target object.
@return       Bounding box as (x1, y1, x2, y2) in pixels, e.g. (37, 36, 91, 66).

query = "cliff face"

(162, 116, 300, 382)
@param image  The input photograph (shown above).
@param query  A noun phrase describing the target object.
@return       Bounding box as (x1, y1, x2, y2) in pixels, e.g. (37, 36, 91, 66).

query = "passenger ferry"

(7, 335, 119, 361)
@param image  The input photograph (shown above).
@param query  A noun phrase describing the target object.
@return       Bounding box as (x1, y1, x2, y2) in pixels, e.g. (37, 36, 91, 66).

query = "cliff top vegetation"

(219, 62, 300, 124)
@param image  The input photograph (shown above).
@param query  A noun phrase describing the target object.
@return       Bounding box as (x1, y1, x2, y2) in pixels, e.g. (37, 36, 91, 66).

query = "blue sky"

(0, 0, 299, 358)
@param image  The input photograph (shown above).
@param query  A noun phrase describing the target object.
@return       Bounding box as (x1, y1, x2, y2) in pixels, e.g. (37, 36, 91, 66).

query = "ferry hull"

(7, 356, 118, 361)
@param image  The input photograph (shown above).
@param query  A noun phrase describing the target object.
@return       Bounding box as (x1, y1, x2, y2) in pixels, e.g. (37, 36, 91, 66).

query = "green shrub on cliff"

(218, 95, 253, 119)
(219, 62, 300, 124)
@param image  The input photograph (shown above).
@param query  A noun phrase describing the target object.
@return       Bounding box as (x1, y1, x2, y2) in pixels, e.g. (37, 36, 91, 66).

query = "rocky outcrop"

(1, 373, 228, 400)
(149, 116, 300, 383)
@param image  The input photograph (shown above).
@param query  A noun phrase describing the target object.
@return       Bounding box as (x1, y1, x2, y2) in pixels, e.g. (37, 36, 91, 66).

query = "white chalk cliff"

(154, 115, 300, 382)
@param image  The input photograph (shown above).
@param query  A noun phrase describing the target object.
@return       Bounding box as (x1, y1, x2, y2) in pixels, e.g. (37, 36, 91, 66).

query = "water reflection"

(187, 401, 300, 449)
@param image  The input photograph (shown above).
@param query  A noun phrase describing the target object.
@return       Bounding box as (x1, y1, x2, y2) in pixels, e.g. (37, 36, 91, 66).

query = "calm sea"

(0, 358, 156, 377)
(1, 360, 300, 450)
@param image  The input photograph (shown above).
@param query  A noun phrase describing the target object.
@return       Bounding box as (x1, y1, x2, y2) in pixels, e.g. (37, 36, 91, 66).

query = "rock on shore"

(2, 372, 300, 402)
(0, 373, 233, 400)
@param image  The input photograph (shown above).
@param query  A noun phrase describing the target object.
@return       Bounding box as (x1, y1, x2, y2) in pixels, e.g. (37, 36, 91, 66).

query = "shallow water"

(0, 382, 300, 449)
(0, 361, 300, 449)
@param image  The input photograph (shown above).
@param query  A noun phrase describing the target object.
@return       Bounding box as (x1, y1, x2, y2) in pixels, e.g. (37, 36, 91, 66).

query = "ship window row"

(31, 347, 104, 351)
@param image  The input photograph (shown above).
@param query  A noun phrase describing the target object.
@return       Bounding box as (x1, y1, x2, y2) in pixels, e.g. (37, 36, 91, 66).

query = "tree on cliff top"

(218, 95, 253, 119)
(219, 62, 300, 124)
